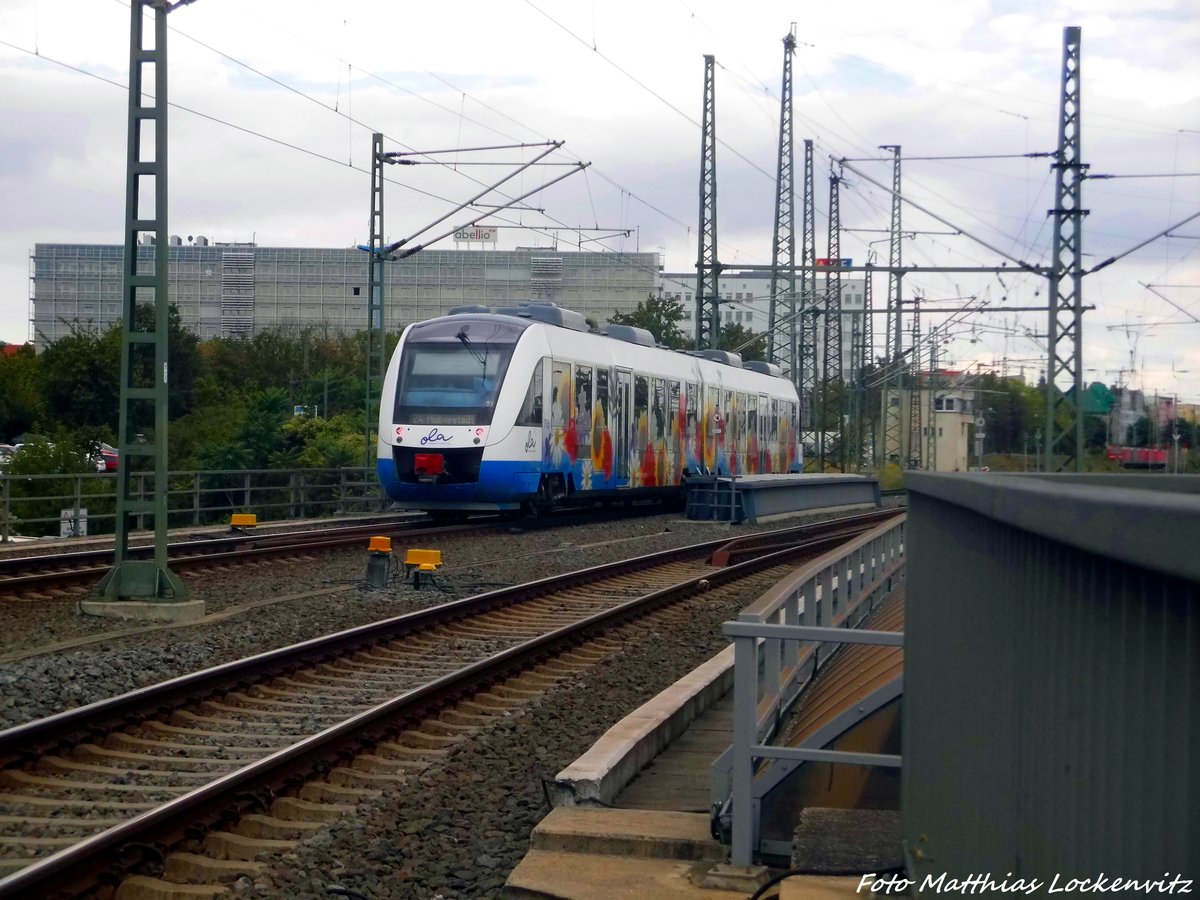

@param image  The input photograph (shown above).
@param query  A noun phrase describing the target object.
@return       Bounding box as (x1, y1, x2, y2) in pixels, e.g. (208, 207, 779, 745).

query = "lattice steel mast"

(768, 29, 797, 379)
(695, 55, 721, 350)
(818, 167, 843, 471)
(799, 139, 818, 437)
(92, 0, 189, 606)
(365, 133, 386, 467)
(879, 144, 904, 466)
(1045, 26, 1086, 472)
(926, 326, 938, 470)
(908, 295, 922, 468)
(856, 265, 874, 470)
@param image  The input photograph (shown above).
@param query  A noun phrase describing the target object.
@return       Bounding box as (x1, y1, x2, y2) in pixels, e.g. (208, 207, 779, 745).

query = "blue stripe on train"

(377, 458, 541, 510)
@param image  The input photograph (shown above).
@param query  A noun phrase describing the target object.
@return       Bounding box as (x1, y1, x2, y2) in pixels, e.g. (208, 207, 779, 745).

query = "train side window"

(651, 378, 666, 443)
(516, 359, 544, 426)
(634, 374, 650, 456)
(595, 368, 610, 439)
(576, 365, 593, 456)
(551, 361, 572, 429)
(668, 380, 681, 437)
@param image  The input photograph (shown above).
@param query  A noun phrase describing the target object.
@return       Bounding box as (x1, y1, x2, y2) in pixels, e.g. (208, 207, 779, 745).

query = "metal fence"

(714, 515, 906, 866)
(0, 467, 385, 541)
(903, 473, 1199, 884)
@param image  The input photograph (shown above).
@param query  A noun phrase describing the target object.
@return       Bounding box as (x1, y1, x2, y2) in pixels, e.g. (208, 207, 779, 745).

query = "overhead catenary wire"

(14, 7, 1194, 397)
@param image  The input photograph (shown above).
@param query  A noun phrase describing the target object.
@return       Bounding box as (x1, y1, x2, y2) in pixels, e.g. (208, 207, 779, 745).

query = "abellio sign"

(454, 226, 499, 243)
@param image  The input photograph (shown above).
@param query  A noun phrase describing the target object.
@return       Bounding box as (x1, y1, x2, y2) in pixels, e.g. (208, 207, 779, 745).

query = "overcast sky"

(1, 0, 1197, 402)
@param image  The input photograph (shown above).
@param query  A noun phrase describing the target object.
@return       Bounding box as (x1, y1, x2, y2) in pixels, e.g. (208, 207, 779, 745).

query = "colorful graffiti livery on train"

(377, 307, 801, 513)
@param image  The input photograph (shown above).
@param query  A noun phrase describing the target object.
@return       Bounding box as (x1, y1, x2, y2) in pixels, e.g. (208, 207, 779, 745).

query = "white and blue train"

(377, 303, 802, 515)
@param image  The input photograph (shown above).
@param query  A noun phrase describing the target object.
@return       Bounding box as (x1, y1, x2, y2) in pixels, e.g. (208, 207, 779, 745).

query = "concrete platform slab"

(551, 647, 735, 807)
(503, 850, 741, 899)
(530, 807, 723, 861)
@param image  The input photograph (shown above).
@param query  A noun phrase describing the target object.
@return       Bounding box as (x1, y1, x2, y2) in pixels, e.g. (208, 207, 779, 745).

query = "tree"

(0, 344, 44, 442)
(1083, 414, 1108, 449)
(36, 305, 200, 435)
(608, 294, 687, 349)
(717, 323, 766, 362)
(1128, 416, 1153, 448)
(36, 324, 121, 433)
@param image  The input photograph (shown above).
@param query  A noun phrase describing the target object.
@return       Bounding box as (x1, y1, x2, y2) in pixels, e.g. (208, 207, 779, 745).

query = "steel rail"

(0, 510, 896, 769)
(0, 515, 890, 898)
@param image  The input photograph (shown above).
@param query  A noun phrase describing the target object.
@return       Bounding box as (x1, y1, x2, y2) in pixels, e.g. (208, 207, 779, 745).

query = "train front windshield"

(393, 318, 526, 426)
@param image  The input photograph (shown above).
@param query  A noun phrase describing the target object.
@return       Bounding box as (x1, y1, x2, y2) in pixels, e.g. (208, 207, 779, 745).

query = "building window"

(353, 287, 360, 296)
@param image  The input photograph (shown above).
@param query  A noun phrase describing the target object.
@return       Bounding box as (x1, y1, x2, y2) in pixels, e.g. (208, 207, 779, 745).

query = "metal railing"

(0, 467, 385, 541)
(715, 514, 906, 867)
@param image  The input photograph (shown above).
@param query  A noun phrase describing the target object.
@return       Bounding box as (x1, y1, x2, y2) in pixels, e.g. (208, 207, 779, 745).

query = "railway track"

(0, 505, 670, 600)
(0, 509, 899, 898)
(0, 511, 657, 602)
(0, 517, 462, 599)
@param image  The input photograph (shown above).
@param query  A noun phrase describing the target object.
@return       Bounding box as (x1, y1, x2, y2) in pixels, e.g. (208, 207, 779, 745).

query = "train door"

(704, 383, 720, 473)
(615, 368, 633, 483)
(753, 394, 765, 472)
(539, 357, 555, 435)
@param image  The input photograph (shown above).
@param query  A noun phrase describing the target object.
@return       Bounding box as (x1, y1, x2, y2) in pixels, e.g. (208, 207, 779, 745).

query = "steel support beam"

(858, 267, 874, 470)
(365, 132, 387, 468)
(768, 29, 797, 380)
(92, 0, 185, 603)
(695, 55, 721, 350)
(1045, 26, 1087, 472)
(880, 145, 904, 468)
(818, 169, 843, 471)
(799, 140, 818, 438)
(926, 327, 938, 471)
(908, 297, 922, 468)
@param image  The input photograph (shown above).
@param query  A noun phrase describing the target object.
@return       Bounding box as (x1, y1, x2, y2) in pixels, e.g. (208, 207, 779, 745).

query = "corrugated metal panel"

(903, 473, 1199, 882)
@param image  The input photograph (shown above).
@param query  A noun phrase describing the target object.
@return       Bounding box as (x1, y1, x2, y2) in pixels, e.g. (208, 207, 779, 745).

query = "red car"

(93, 443, 119, 472)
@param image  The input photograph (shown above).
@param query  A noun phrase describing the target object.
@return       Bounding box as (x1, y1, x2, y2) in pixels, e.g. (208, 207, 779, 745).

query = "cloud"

(1, 0, 1197, 401)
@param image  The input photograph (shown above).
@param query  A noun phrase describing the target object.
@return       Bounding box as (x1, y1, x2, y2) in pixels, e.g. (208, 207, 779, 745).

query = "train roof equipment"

(491, 301, 589, 333)
(690, 349, 744, 368)
(744, 360, 783, 377)
(601, 324, 657, 348)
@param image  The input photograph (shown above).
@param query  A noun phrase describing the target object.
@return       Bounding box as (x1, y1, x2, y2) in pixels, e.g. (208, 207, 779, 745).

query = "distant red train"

(1106, 446, 1168, 468)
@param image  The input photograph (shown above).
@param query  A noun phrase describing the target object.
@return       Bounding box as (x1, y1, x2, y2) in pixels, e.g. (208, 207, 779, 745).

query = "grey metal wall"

(903, 473, 1198, 884)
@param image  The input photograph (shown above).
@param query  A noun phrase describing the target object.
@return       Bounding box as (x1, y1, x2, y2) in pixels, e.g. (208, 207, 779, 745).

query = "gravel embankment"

(0, 509, 862, 898)
(0, 512, 831, 730)
(237, 568, 783, 899)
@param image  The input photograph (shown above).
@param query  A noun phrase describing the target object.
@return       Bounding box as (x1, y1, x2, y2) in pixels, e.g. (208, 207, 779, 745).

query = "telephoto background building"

(28, 237, 662, 348)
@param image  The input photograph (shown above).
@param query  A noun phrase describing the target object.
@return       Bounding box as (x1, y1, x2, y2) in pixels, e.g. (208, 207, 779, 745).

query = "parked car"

(0, 444, 14, 468)
(90, 443, 119, 473)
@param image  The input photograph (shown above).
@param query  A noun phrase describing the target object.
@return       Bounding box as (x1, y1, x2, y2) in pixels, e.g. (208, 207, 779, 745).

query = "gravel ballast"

(0, 511, 844, 730)
(0, 508, 878, 898)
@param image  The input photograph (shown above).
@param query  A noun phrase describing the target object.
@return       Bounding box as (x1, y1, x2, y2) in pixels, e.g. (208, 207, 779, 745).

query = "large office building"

(29, 238, 662, 349)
